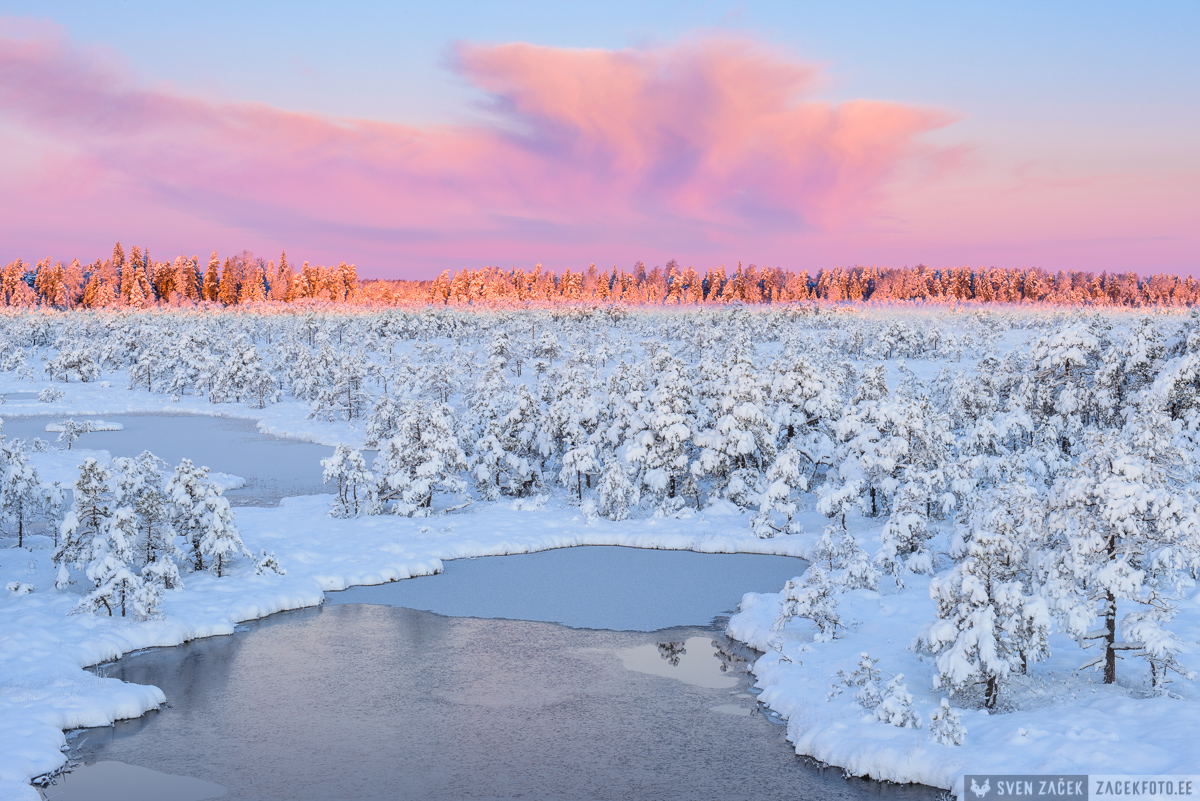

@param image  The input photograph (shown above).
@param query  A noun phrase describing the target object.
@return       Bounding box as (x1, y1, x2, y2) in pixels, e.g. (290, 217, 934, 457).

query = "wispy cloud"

(0, 20, 954, 272)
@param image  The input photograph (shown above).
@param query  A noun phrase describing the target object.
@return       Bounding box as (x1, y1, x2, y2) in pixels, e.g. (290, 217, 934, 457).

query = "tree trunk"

(1104, 589, 1117, 684)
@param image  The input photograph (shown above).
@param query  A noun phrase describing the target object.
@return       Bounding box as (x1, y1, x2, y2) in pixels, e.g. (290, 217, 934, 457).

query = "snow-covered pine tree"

(1044, 418, 1200, 687)
(775, 565, 844, 641)
(917, 486, 1049, 708)
(371, 401, 468, 516)
(876, 482, 933, 586)
(54, 458, 113, 587)
(74, 507, 145, 618)
(928, 699, 966, 746)
(470, 384, 543, 499)
(198, 489, 248, 577)
(809, 522, 878, 591)
(322, 444, 373, 517)
(167, 457, 247, 574)
(596, 455, 638, 521)
(875, 675, 922, 729)
(1, 440, 54, 547)
(750, 444, 808, 538)
(626, 352, 698, 511)
(56, 418, 93, 450)
(692, 350, 776, 507)
(311, 348, 373, 421)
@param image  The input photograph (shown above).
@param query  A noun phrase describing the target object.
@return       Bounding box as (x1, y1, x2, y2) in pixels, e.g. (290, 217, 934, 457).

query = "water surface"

(327, 546, 807, 631)
(59, 605, 935, 801)
(2, 414, 332, 505)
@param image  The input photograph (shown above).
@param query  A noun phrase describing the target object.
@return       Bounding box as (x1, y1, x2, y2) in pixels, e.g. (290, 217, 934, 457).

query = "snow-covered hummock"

(43, 421, 124, 433)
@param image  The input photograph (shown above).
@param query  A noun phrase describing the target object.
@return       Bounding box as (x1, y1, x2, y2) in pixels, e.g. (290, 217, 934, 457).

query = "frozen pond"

(46, 549, 937, 801)
(327, 546, 808, 631)
(55, 607, 935, 801)
(1, 414, 334, 506)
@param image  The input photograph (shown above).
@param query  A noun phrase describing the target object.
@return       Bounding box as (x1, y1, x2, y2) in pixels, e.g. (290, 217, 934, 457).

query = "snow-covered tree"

(167, 458, 249, 575)
(596, 456, 638, 521)
(875, 675, 922, 729)
(74, 507, 145, 618)
(917, 487, 1049, 708)
(54, 458, 113, 587)
(1044, 421, 1200, 686)
(775, 565, 844, 641)
(693, 351, 776, 506)
(371, 402, 468, 516)
(750, 444, 808, 538)
(56, 418, 93, 450)
(928, 699, 966, 746)
(0, 441, 57, 547)
(322, 444, 372, 517)
(627, 352, 698, 511)
(471, 385, 543, 500)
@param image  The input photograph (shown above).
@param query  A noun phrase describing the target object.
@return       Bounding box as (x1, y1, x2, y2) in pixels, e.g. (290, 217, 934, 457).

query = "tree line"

(2, 243, 1197, 308)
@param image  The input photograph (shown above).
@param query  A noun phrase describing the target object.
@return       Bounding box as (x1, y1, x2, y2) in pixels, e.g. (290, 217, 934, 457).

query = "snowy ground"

(4, 309, 1200, 800)
(726, 516, 1200, 799)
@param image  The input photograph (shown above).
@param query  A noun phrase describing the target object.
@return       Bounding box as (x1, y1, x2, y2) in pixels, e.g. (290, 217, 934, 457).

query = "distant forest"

(3, 243, 1195, 308)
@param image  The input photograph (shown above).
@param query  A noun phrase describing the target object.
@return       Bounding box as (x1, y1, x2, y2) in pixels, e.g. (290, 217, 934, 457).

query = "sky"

(0, 1, 1196, 279)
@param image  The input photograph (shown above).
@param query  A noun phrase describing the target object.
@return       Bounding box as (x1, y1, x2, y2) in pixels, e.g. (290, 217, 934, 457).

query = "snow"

(726, 520, 1200, 798)
(43, 422, 124, 433)
(2, 306, 1200, 800)
(0, 488, 806, 801)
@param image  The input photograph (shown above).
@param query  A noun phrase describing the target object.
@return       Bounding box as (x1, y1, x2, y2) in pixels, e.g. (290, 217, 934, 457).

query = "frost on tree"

(322, 444, 372, 517)
(371, 401, 468, 516)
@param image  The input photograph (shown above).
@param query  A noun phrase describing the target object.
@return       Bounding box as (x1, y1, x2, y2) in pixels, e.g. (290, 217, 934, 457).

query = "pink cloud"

(0, 22, 956, 275)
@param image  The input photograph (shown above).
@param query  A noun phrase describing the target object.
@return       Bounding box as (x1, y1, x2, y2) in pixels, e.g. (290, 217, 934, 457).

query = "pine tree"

(626, 352, 697, 510)
(322, 445, 373, 517)
(74, 507, 145, 617)
(1044, 421, 1199, 687)
(1, 441, 54, 548)
(693, 351, 777, 506)
(203, 252, 221, 302)
(596, 456, 638, 520)
(917, 487, 1048, 708)
(371, 402, 468, 516)
(750, 444, 808, 538)
(54, 458, 114, 587)
(198, 490, 247, 577)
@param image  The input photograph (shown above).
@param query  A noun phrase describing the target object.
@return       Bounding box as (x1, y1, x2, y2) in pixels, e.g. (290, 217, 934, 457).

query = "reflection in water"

(657, 640, 687, 666)
(618, 636, 740, 689)
(65, 606, 937, 801)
